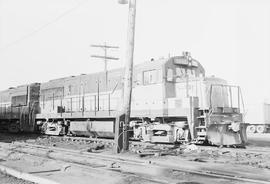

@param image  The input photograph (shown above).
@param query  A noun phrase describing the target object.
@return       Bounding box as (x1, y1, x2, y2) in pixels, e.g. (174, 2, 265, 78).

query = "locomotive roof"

(204, 76, 228, 86)
(42, 57, 169, 86)
(44, 56, 204, 83)
(0, 55, 205, 92)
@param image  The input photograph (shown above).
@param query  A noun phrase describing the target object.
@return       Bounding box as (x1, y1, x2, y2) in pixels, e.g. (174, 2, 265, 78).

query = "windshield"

(210, 84, 241, 110)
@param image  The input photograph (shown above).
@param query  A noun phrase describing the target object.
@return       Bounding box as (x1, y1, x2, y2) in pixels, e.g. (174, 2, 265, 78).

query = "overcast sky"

(0, 0, 269, 121)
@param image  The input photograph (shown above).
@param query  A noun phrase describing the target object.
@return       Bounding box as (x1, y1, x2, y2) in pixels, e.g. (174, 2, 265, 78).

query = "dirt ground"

(0, 171, 34, 184)
(1, 133, 270, 170)
(0, 133, 270, 184)
(247, 132, 270, 147)
(0, 142, 246, 184)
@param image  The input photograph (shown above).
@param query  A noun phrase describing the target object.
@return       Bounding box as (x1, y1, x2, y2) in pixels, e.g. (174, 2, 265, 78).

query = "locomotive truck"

(0, 52, 248, 146)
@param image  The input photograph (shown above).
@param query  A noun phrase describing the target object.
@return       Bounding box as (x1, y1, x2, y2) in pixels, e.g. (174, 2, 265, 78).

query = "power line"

(0, 0, 89, 52)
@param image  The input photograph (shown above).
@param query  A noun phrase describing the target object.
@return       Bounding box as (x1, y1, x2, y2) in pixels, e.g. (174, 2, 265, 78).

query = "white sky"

(0, 0, 270, 121)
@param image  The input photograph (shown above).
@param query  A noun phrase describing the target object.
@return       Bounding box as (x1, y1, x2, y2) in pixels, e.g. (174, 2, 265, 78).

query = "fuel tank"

(69, 120, 114, 138)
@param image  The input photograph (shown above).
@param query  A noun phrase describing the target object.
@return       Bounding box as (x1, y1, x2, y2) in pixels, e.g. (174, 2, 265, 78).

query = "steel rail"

(11, 142, 270, 184)
(2, 142, 170, 184)
(49, 135, 270, 155)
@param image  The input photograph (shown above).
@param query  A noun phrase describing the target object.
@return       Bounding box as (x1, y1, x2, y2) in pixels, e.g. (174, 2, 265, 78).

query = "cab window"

(143, 70, 157, 85)
(176, 67, 185, 78)
(187, 69, 195, 78)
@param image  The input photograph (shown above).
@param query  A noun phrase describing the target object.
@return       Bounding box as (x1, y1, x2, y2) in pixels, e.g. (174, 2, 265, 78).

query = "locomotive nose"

(207, 122, 248, 146)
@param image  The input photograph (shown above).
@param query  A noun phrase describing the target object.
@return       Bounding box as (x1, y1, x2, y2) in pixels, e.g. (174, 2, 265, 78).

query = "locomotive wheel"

(256, 125, 265, 134)
(247, 125, 256, 133)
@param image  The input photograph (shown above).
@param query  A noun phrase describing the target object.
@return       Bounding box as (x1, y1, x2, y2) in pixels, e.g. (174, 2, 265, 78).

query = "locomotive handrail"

(209, 84, 244, 113)
(209, 85, 213, 110)
(61, 93, 115, 117)
(239, 87, 246, 121)
(210, 84, 239, 88)
(208, 108, 213, 122)
(111, 81, 119, 95)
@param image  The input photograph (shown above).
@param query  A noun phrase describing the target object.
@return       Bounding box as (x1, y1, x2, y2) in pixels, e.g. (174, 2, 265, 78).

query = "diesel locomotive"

(0, 52, 248, 146)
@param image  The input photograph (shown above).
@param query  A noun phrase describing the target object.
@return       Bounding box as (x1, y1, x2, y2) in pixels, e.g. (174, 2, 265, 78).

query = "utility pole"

(114, 0, 137, 153)
(91, 43, 119, 89)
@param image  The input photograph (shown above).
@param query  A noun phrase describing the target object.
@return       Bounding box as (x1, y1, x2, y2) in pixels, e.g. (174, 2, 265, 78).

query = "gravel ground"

(247, 132, 270, 147)
(1, 133, 270, 170)
(0, 133, 269, 184)
(0, 172, 35, 184)
(27, 135, 270, 170)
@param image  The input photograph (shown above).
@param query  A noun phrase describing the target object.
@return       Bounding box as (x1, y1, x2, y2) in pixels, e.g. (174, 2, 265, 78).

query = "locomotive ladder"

(195, 109, 209, 143)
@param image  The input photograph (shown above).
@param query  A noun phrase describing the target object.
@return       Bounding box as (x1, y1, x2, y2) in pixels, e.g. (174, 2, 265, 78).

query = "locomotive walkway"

(0, 141, 269, 184)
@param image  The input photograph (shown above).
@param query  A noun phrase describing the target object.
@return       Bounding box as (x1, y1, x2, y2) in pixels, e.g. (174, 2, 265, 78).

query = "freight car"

(0, 84, 40, 132)
(0, 52, 248, 146)
(246, 101, 270, 133)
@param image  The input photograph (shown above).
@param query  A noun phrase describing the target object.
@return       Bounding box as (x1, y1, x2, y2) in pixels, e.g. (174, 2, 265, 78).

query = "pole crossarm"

(90, 42, 120, 91)
(91, 55, 119, 60)
(91, 44, 119, 49)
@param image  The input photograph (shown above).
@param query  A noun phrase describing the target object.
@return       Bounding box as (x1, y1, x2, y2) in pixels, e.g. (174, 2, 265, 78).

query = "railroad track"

(2, 142, 269, 184)
(2, 132, 269, 155)
(49, 135, 177, 149)
(1, 142, 170, 184)
(48, 135, 270, 156)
